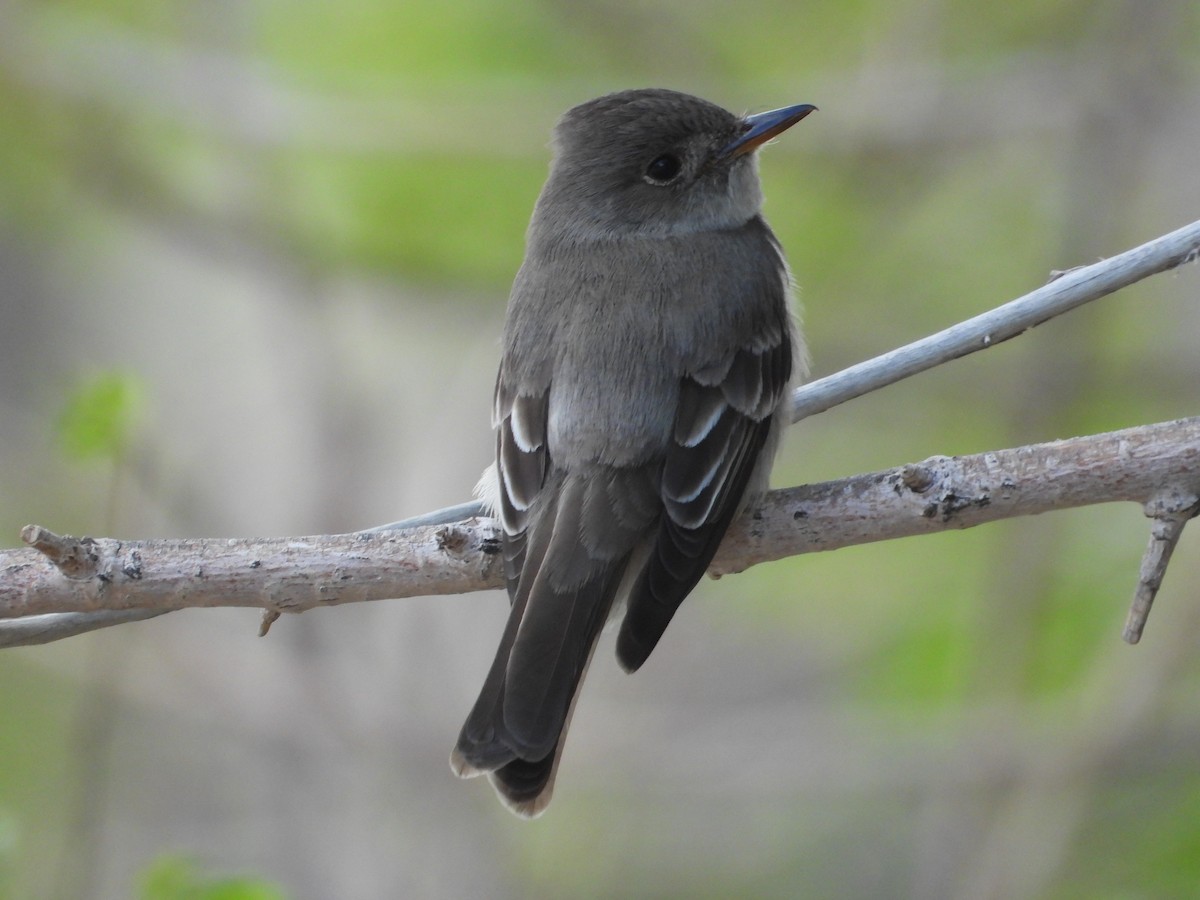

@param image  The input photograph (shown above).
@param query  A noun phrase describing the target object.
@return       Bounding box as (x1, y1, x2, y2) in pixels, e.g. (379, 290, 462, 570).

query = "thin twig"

(1123, 492, 1200, 643)
(789, 217, 1200, 421)
(0, 610, 168, 648)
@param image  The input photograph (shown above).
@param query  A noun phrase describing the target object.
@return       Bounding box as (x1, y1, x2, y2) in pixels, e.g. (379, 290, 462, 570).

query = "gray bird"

(451, 88, 814, 817)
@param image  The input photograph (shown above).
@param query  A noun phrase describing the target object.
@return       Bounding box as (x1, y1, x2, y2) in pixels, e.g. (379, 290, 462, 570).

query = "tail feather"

(452, 473, 638, 813)
(502, 558, 626, 758)
(487, 621, 600, 818)
(453, 501, 556, 773)
(453, 569, 624, 814)
(490, 753, 558, 816)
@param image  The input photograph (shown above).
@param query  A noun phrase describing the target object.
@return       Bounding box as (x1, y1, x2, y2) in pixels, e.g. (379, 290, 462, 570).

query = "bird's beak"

(721, 103, 817, 159)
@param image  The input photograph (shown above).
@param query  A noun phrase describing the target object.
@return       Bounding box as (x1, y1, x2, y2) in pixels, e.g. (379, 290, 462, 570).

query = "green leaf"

(138, 855, 287, 900)
(55, 371, 143, 462)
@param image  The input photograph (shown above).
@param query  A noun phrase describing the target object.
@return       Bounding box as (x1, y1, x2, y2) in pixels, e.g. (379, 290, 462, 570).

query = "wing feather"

(617, 332, 793, 673)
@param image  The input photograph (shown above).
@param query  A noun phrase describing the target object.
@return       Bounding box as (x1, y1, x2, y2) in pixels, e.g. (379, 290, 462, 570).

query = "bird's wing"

(494, 381, 550, 596)
(451, 377, 549, 773)
(616, 335, 793, 672)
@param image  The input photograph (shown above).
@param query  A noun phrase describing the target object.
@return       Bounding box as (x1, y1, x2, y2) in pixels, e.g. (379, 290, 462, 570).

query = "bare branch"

(712, 417, 1200, 572)
(2, 523, 505, 621)
(2, 419, 1196, 647)
(790, 217, 1200, 421)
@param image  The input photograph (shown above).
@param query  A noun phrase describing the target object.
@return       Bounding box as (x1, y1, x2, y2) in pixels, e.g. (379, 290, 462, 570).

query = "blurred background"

(1, 0, 1198, 897)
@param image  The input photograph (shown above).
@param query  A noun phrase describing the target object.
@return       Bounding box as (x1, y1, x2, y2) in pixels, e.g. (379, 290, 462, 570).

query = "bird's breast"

(546, 275, 685, 466)
(508, 221, 789, 469)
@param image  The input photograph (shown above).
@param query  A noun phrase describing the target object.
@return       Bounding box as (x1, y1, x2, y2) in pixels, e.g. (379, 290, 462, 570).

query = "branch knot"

(21, 526, 102, 581)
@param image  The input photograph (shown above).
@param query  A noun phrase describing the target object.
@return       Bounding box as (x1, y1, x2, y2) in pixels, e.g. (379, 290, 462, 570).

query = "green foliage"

(0, 662, 80, 900)
(0, 810, 16, 900)
(272, 152, 543, 284)
(55, 371, 143, 463)
(1055, 781, 1200, 899)
(139, 856, 287, 900)
(260, 0, 573, 85)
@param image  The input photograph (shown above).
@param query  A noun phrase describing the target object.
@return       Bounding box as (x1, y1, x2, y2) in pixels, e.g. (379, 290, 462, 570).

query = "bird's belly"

(547, 360, 677, 468)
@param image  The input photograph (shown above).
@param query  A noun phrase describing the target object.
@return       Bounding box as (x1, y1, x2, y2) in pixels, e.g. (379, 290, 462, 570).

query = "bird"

(451, 88, 814, 817)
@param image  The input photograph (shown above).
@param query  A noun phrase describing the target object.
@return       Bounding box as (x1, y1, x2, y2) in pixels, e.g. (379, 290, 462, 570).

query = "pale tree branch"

(2, 418, 1198, 643)
(1, 219, 1198, 649)
(789, 216, 1200, 421)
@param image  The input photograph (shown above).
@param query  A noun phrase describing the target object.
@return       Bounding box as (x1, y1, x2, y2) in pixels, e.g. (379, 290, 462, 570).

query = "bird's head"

(536, 88, 815, 238)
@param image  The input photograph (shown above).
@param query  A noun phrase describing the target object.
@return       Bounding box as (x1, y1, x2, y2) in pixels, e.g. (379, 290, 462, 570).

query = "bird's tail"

(451, 476, 635, 816)
(451, 567, 624, 817)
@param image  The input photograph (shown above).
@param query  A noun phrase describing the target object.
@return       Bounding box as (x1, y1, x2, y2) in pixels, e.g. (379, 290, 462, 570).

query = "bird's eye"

(644, 153, 683, 185)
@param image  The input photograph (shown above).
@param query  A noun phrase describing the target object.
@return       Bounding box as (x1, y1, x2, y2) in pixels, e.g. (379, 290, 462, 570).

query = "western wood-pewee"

(452, 88, 814, 816)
